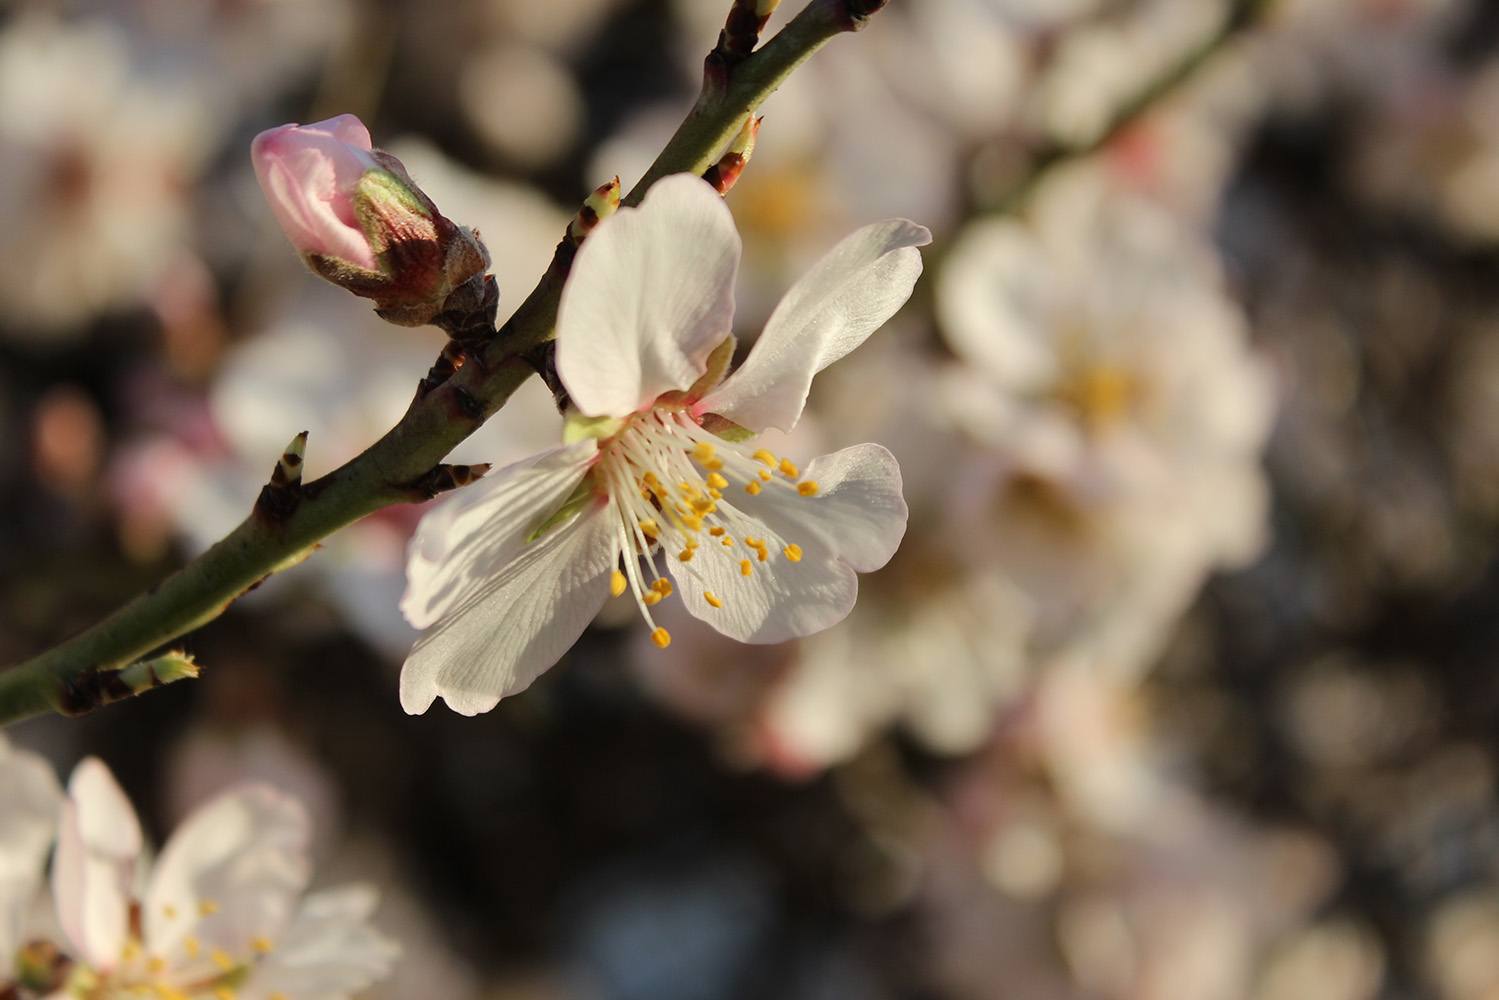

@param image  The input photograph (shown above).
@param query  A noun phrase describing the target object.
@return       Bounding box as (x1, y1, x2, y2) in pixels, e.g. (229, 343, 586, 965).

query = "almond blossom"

(399, 174, 929, 715)
(0, 737, 61, 986)
(38, 757, 396, 1000)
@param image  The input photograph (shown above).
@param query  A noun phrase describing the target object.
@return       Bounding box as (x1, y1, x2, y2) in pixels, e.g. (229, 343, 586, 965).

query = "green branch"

(0, 0, 886, 727)
(982, 0, 1270, 215)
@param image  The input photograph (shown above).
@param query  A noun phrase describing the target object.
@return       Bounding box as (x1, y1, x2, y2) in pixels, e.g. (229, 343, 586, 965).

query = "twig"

(983, 0, 1271, 215)
(0, 0, 891, 727)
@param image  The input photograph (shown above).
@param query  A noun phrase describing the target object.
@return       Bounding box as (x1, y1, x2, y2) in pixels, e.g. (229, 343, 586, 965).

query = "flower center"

(594, 408, 821, 648)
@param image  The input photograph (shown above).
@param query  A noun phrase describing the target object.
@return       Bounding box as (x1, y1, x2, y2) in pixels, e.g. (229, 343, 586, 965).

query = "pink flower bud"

(252, 114, 382, 270)
(251, 114, 490, 330)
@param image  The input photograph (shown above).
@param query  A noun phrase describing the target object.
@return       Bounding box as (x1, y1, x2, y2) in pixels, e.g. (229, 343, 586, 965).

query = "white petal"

(668, 514, 857, 645)
(556, 174, 740, 417)
(936, 218, 1063, 392)
(401, 440, 597, 630)
(241, 885, 397, 1000)
(0, 739, 61, 958)
(700, 220, 930, 432)
(52, 758, 142, 969)
(750, 444, 908, 573)
(143, 785, 311, 973)
(400, 500, 618, 715)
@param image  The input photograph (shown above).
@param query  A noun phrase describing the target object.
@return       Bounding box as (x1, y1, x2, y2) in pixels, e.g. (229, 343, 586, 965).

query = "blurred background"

(4, 0, 1499, 996)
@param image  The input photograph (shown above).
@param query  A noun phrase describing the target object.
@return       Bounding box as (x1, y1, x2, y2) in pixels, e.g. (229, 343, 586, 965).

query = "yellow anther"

(709, 526, 726, 537)
(678, 481, 696, 494)
(740, 560, 753, 576)
(691, 498, 717, 515)
(705, 457, 725, 472)
(122, 939, 142, 961)
(679, 548, 695, 562)
(163, 904, 178, 919)
(643, 471, 661, 485)
(721, 537, 735, 547)
(211, 948, 236, 971)
(610, 570, 627, 598)
(652, 578, 673, 597)
(745, 481, 762, 496)
(651, 627, 672, 649)
(682, 516, 704, 532)
(759, 468, 773, 481)
(183, 936, 201, 958)
(744, 536, 762, 547)
(706, 472, 729, 490)
(708, 488, 723, 500)
(797, 480, 820, 497)
(756, 547, 769, 562)
(693, 442, 716, 462)
(784, 544, 803, 562)
(779, 458, 800, 479)
(639, 519, 660, 537)
(252, 936, 274, 955)
(705, 591, 724, 608)
(148, 956, 166, 974)
(643, 591, 663, 607)
(753, 449, 777, 466)
(212, 988, 236, 1000)
(199, 900, 220, 917)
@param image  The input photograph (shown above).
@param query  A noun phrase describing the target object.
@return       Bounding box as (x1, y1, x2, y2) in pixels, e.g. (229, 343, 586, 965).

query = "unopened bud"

(18, 939, 70, 992)
(252, 114, 490, 329)
(703, 116, 762, 195)
(569, 177, 622, 244)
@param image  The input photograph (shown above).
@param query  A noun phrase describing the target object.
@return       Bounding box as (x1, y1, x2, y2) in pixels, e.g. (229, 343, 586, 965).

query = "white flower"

(938, 164, 1274, 679)
(400, 174, 929, 716)
(0, 737, 62, 973)
(46, 757, 396, 1000)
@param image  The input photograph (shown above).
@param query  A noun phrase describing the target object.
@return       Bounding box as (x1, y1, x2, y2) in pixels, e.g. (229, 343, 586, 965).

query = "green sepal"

(688, 335, 737, 398)
(563, 410, 626, 444)
(526, 476, 598, 543)
(700, 413, 755, 442)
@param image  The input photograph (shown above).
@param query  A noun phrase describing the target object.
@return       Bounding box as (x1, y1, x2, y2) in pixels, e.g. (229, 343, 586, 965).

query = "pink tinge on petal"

(251, 115, 380, 270)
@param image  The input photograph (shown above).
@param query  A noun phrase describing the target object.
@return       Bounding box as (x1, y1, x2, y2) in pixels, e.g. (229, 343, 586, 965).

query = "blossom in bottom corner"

(400, 173, 930, 716)
(39, 757, 396, 1000)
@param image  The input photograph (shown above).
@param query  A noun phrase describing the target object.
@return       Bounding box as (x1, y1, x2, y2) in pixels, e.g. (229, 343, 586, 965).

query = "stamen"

(753, 449, 776, 466)
(610, 570, 627, 597)
(784, 544, 803, 562)
(745, 481, 761, 496)
(251, 936, 274, 955)
(199, 900, 220, 917)
(651, 627, 672, 648)
(797, 481, 819, 496)
(706, 472, 729, 490)
(705, 591, 724, 608)
(779, 458, 799, 479)
(211, 948, 235, 971)
(740, 559, 753, 576)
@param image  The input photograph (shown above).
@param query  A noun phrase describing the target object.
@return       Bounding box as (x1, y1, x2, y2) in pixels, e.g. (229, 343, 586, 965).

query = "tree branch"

(0, 0, 889, 727)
